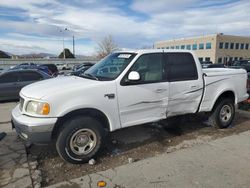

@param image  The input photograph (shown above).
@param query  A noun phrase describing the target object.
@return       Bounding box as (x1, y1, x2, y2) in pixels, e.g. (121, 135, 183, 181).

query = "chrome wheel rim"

(69, 129, 97, 155)
(220, 105, 232, 123)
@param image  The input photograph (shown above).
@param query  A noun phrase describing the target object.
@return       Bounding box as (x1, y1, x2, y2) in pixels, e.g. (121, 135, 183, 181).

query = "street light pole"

(73, 35, 75, 57)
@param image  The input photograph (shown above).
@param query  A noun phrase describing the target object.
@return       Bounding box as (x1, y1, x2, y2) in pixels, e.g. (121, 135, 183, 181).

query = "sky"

(0, 0, 249, 56)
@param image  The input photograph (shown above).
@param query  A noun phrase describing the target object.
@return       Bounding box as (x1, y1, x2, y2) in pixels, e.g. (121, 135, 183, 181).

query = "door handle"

(155, 88, 167, 93)
(190, 85, 198, 89)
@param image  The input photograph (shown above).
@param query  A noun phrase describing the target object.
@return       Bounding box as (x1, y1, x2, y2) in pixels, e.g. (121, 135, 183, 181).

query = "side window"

(0, 72, 19, 83)
(19, 72, 42, 81)
(164, 53, 198, 82)
(130, 53, 163, 83)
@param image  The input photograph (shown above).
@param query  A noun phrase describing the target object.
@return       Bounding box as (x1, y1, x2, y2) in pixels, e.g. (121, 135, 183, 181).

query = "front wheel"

(56, 116, 104, 164)
(208, 98, 235, 128)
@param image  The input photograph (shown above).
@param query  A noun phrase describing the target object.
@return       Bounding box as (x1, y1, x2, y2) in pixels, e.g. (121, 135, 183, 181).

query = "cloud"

(0, 0, 249, 55)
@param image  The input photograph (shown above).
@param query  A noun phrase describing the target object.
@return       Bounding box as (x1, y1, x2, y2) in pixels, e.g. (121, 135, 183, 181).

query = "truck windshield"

(83, 52, 136, 81)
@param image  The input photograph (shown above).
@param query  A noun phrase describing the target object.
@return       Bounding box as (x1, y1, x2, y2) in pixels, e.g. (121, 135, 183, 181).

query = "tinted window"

(235, 43, 239, 49)
(164, 53, 198, 82)
(219, 42, 223, 49)
(225, 42, 229, 49)
(192, 44, 197, 50)
(0, 72, 19, 83)
(206, 42, 212, 49)
(199, 43, 204, 49)
(19, 71, 42, 81)
(240, 43, 244, 49)
(230, 43, 234, 49)
(129, 53, 163, 83)
(246, 44, 249, 50)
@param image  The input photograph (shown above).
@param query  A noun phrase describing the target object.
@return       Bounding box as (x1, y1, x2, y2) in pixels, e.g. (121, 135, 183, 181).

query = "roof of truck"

(115, 49, 194, 54)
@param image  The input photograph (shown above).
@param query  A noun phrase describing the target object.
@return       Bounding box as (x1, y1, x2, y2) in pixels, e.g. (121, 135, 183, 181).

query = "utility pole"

(73, 35, 75, 57)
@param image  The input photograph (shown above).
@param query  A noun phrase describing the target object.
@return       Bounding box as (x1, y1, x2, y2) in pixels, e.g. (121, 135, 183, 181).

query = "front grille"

(19, 97, 24, 111)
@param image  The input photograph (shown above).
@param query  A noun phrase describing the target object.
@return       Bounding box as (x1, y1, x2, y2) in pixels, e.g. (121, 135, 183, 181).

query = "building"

(155, 33, 250, 64)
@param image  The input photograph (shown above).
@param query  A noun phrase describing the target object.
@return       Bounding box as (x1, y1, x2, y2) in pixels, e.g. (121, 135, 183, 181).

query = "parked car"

(200, 61, 213, 68)
(0, 69, 51, 101)
(72, 62, 94, 72)
(69, 64, 94, 76)
(10, 64, 52, 76)
(38, 64, 58, 76)
(12, 50, 248, 164)
(56, 63, 71, 70)
(207, 64, 225, 68)
(231, 60, 250, 72)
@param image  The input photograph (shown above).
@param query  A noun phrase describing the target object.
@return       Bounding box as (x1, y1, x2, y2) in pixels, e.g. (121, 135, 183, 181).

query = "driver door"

(116, 53, 169, 128)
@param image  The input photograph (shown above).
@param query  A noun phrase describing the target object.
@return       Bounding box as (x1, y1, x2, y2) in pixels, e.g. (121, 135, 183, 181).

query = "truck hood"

(21, 76, 97, 99)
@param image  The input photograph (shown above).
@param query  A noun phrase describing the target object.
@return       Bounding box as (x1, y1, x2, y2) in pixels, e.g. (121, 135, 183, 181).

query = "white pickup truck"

(12, 50, 248, 163)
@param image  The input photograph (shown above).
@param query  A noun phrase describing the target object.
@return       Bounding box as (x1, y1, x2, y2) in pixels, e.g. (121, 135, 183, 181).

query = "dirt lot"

(26, 111, 250, 186)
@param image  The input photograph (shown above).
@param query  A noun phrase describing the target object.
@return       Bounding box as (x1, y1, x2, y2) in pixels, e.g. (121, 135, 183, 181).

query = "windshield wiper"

(82, 73, 99, 80)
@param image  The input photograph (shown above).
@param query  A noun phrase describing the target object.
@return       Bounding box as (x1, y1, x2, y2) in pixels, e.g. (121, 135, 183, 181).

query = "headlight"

(26, 101, 50, 115)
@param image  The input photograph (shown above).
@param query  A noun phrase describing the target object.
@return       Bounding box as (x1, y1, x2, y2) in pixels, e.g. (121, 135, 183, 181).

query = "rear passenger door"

(164, 52, 203, 117)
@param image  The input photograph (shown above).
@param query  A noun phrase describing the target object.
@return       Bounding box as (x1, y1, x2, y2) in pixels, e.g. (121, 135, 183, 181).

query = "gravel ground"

(27, 111, 250, 186)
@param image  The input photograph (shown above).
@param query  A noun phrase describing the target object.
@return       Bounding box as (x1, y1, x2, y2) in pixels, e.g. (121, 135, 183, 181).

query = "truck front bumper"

(11, 105, 57, 144)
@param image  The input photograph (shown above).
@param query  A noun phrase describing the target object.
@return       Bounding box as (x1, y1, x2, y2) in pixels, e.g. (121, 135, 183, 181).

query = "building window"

(246, 43, 249, 50)
(225, 42, 229, 49)
(234, 57, 238, 61)
(166, 47, 169, 49)
(219, 42, 223, 49)
(206, 42, 212, 49)
(199, 43, 204, 49)
(198, 57, 203, 62)
(218, 57, 222, 63)
(171, 46, 174, 49)
(186, 45, 191, 50)
(230, 43, 234, 49)
(240, 43, 244, 49)
(240, 57, 243, 60)
(229, 57, 233, 62)
(205, 57, 211, 61)
(176, 46, 179, 49)
(181, 45, 185, 49)
(235, 43, 239, 49)
(192, 44, 197, 50)
(223, 57, 227, 63)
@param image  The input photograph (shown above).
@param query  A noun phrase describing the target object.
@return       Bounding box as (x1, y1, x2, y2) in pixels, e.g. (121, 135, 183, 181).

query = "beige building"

(155, 33, 250, 64)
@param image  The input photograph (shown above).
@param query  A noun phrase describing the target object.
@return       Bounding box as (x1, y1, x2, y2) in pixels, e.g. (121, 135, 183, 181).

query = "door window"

(19, 71, 42, 81)
(0, 72, 19, 83)
(129, 53, 164, 83)
(164, 52, 198, 82)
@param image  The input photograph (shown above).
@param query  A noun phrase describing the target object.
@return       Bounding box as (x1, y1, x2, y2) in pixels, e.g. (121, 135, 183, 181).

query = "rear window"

(164, 53, 198, 82)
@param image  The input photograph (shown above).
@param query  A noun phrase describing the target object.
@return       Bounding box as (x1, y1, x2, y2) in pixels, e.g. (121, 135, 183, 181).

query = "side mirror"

(128, 71, 140, 81)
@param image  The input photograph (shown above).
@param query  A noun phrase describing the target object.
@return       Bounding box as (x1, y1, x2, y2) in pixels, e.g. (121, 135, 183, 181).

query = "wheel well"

(51, 108, 110, 140)
(213, 91, 235, 110)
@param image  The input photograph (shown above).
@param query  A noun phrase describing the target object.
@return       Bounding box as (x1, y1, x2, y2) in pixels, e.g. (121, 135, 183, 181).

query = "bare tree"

(96, 35, 119, 59)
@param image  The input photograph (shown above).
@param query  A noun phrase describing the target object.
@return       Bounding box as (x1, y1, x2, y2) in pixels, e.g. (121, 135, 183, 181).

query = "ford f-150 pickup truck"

(11, 50, 249, 163)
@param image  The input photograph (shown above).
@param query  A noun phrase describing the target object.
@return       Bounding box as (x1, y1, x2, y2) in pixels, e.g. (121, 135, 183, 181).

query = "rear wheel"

(56, 116, 104, 164)
(208, 98, 235, 128)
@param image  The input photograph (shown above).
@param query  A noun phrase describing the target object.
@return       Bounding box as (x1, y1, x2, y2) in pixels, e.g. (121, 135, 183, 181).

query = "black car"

(0, 69, 51, 101)
(207, 64, 225, 68)
(231, 60, 250, 72)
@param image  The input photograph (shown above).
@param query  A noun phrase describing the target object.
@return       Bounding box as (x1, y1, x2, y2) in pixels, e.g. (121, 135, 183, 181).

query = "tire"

(208, 98, 235, 128)
(56, 116, 104, 164)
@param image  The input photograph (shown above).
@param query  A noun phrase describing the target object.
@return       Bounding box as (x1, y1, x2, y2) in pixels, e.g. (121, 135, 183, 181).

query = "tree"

(58, 48, 75, 59)
(96, 35, 119, 59)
